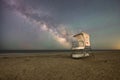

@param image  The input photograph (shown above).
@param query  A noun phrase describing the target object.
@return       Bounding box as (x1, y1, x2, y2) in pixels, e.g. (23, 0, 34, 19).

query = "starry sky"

(1, 0, 120, 50)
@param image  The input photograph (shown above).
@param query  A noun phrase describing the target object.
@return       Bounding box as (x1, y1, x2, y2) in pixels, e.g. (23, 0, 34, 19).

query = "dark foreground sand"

(0, 51, 120, 80)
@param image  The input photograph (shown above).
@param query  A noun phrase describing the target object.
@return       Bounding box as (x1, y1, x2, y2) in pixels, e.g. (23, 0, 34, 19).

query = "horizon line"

(0, 49, 120, 53)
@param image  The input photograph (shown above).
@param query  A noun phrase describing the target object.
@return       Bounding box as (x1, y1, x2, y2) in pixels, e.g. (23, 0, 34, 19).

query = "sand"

(0, 51, 120, 80)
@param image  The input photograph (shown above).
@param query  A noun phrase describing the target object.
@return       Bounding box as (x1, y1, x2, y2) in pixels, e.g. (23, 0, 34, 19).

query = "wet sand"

(0, 51, 120, 80)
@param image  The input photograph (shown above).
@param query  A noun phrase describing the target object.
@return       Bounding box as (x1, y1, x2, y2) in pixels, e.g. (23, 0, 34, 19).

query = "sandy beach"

(0, 51, 120, 80)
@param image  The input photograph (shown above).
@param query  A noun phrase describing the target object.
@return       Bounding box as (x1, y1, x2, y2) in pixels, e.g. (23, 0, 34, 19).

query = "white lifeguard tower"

(71, 32, 91, 58)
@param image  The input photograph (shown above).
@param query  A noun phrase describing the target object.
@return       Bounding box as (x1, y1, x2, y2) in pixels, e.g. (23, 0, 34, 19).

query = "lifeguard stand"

(71, 32, 91, 58)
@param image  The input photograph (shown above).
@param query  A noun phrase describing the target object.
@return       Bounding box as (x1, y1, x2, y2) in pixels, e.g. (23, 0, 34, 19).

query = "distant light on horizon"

(114, 42, 120, 49)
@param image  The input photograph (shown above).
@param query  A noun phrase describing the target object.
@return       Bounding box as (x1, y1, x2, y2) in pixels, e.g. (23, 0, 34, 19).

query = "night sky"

(1, 0, 120, 50)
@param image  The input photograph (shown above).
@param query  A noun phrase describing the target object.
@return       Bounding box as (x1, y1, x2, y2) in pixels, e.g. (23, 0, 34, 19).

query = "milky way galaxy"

(2, 0, 73, 48)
